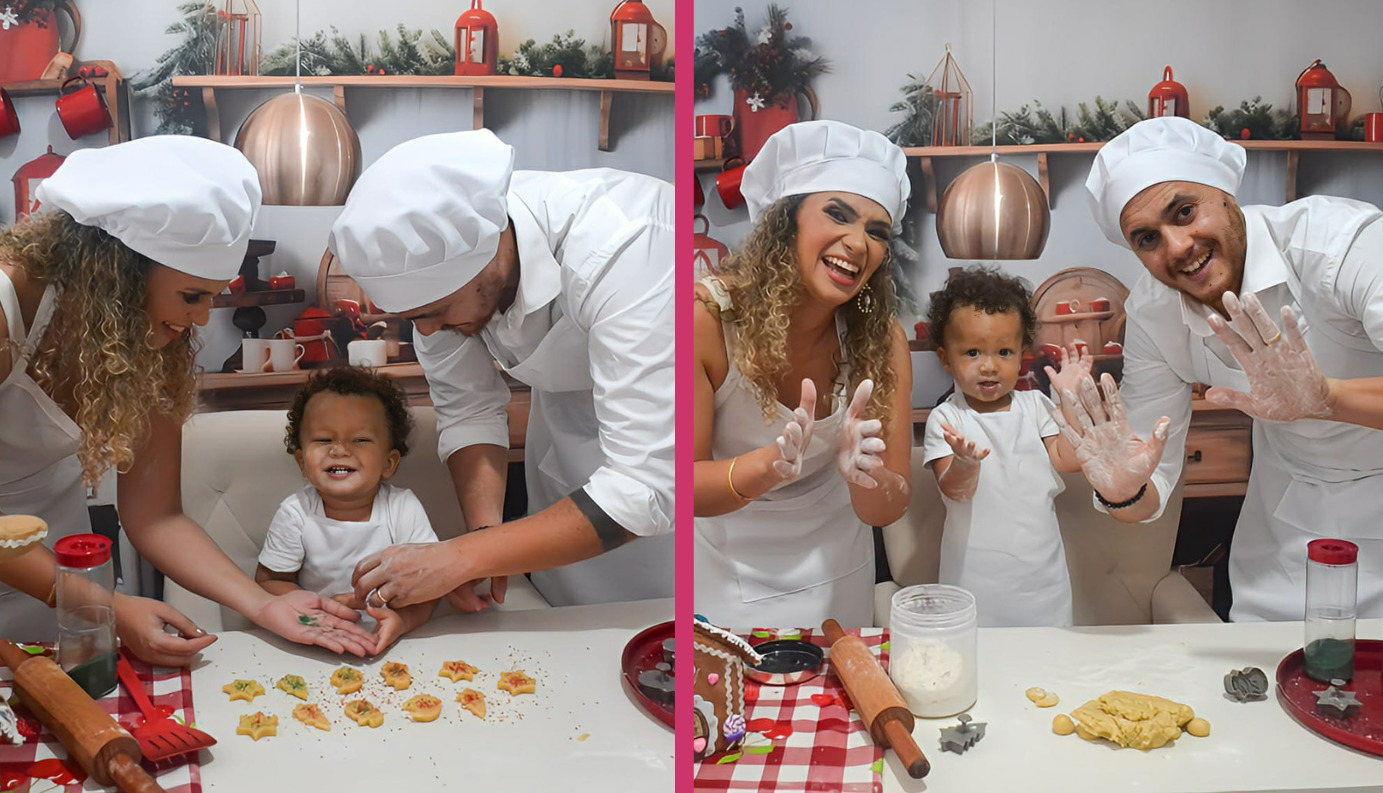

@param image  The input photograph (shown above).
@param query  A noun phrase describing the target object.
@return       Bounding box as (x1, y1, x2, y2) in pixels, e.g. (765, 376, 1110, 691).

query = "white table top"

(191, 598, 672, 791)
(884, 618, 1383, 793)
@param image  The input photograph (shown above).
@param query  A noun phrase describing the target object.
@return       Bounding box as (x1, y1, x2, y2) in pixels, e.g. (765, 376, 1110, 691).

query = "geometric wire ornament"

(924, 44, 972, 147)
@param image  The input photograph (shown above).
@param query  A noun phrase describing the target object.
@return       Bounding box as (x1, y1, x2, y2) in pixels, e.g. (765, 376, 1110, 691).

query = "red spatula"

(114, 652, 216, 761)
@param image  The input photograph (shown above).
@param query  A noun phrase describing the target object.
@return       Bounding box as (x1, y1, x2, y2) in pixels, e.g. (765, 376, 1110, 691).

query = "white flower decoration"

(746, 93, 766, 113)
(0, 6, 19, 30)
(755, 26, 772, 45)
(795, 47, 815, 61)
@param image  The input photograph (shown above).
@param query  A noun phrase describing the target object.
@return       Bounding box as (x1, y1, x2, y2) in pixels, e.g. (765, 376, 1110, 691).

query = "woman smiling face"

(143, 263, 228, 348)
(793, 191, 892, 307)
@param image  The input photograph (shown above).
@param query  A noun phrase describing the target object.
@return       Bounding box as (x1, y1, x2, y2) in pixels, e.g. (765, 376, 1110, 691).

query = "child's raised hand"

(940, 422, 990, 464)
(836, 379, 889, 488)
(773, 378, 817, 481)
(1043, 342, 1094, 403)
(367, 603, 405, 655)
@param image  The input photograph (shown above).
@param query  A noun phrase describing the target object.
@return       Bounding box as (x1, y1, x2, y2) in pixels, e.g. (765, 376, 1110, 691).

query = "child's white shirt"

(258, 482, 439, 598)
(922, 389, 1073, 627)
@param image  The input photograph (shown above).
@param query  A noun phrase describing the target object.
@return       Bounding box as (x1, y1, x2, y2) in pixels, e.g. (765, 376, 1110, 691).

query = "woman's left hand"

(251, 589, 375, 657)
(113, 593, 217, 667)
(836, 379, 890, 489)
(352, 541, 465, 610)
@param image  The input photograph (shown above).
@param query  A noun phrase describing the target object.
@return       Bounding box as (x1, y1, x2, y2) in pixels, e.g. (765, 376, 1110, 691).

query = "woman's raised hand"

(836, 379, 889, 488)
(772, 378, 817, 480)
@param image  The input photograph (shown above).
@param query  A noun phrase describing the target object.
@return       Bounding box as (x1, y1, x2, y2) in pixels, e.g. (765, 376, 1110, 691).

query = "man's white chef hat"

(35, 136, 261, 281)
(741, 120, 910, 230)
(328, 130, 514, 313)
(1086, 116, 1246, 247)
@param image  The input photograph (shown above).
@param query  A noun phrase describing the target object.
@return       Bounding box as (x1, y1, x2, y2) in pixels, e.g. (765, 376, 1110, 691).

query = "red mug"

(1366, 112, 1383, 144)
(695, 114, 735, 139)
(694, 175, 705, 206)
(715, 157, 747, 210)
(0, 88, 19, 139)
(55, 77, 111, 139)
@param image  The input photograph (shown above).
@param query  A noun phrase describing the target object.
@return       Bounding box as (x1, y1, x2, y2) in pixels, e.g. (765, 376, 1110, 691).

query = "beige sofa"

(875, 447, 1220, 627)
(167, 407, 549, 631)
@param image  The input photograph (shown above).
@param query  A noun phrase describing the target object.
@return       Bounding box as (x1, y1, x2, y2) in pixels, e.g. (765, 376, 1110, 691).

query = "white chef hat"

(741, 120, 910, 229)
(328, 130, 514, 313)
(34, 135, 261, 281)
(1086, 116, 1246, 247)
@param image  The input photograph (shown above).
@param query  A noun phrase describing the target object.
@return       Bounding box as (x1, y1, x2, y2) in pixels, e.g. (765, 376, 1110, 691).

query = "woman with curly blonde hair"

(0, 137, 373, 662)
(694, 121, 913, 628)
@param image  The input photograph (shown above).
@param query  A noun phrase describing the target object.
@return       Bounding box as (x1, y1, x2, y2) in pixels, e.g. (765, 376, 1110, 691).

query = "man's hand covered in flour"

(836, 379, 895, 489)
(1052, 374, 1171, 504)
(773, 378, 816, 481)
(1204, 291, 1333, 422)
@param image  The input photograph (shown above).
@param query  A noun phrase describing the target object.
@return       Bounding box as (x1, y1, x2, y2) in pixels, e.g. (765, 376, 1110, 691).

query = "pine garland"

(694, 4, 827, 104)
(885, 75, 937, 147)
(128, 2, 220, 136)
(498, 31, 611, 78)
(971, 97, 1143, 145)
(1204, 97, 1297, 140)
(259, 25, 455, 77)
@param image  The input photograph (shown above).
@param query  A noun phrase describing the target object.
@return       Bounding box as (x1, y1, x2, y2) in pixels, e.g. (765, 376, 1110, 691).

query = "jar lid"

(54, 534, 111, 568)
(1307, 538, 1358, 566)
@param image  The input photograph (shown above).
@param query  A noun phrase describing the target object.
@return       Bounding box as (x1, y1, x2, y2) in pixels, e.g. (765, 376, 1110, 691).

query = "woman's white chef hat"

(1086, 116, 1246, 247)
(34, 136, 261, 280)
(741, 120, 910, 230)
(328, 130, 514, 313)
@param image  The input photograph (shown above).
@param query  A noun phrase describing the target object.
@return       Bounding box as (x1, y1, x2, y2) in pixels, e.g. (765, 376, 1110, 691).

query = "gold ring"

(366, 587, 389, 609)
(1265, 332, 1282, 346)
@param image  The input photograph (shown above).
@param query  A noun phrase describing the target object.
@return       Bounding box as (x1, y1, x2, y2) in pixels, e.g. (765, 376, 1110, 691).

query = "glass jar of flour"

(888, 584, 977, 717)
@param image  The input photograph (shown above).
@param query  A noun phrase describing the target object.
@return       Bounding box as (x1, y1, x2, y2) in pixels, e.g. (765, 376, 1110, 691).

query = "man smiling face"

(1118, 180, 1248, 316)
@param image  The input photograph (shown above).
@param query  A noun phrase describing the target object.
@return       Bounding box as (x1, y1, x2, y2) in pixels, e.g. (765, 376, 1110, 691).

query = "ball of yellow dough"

(1052, 714, 1076, 735)
(1185, 717, 1210, 737)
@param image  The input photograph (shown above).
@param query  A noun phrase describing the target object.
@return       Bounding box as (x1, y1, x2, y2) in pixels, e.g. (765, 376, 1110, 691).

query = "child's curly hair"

(926, 265, 1038, 350)
(284, 366, 413, 456)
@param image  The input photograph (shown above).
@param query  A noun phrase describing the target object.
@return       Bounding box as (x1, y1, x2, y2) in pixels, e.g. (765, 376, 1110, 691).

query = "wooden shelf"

(2, 61, 131, 146)
(695, 158, 726, 173)
(212, 289, 304, 309)
(171, 74, 673, 152)
(905, 139, 1383, 213)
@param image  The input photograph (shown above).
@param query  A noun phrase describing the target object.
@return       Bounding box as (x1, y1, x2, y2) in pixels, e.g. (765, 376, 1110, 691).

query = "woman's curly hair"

(926, 265, 1037, 350)
(284, 365, 413, 457)
(709, 195, 900, 430)
(1, 212, 199, 487)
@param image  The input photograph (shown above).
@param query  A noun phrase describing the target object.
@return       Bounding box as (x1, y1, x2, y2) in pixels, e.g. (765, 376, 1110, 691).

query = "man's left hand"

(352, 541, 465, 609)
(1205, 291, 1333, 422)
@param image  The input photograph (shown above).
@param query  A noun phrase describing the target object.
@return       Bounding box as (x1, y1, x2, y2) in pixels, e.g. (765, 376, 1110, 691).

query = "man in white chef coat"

(331, 130, 674, 609)
(1065, 116, 1383, 621)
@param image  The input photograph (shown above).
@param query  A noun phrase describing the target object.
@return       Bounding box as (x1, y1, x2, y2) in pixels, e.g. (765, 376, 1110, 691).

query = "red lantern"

(454, 0, 498, 77)
(12, 146, 66, 221)
(1147, 65, 1190, 119)
(611, 0, 658, 80)
(1296, 59, 1351, 140)
(693, 215, 729, 277)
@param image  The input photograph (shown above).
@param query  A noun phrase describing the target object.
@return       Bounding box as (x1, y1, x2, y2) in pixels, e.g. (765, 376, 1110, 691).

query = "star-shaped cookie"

(439, 660, 479, 683)
(223, 679, 265, 702)
(497, 670, 536, 696)
(236, 711, 278, 740)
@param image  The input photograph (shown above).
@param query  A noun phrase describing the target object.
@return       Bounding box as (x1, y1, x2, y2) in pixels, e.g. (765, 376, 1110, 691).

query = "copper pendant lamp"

(936, 0, 1049, 260)
(232, 0, 360, 205)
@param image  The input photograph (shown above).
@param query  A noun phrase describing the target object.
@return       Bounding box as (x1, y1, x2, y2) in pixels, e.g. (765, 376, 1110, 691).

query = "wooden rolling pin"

(822, 619, 930, 779)
(0, 640, 164, 793)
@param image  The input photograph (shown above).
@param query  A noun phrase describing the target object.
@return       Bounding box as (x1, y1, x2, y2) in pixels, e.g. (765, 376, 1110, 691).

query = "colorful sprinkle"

(810, 693, 836, 707)
(745, 745, 775, 755)
(707, 672, 720, 686)
(715, 752, 743, 765)
(870, 759, 884, 773)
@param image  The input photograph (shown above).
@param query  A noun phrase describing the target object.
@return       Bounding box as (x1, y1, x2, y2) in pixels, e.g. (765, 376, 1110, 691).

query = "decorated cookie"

(292, 703, 330, 732)
(276, 674, 308, 700)
(381, 662, 412, 691)
(402, 694, 443, 723)
(0, 515, 48, 561)
(457, 688, 487, 719)
(439, 660, 479, 683)
(330, 667, 363, 695)
(497, 670, 536, 696)
(223, 679, 265, 702)
(236, 712, 278, 740)
(344, 699, 385, 728)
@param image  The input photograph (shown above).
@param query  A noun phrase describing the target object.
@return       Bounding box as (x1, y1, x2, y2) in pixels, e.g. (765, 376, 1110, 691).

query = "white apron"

(495, 311, 674, 606)
(694, 278, 874, 630)
(928, 390, 1072, 627)
(0, 272, 91, 642)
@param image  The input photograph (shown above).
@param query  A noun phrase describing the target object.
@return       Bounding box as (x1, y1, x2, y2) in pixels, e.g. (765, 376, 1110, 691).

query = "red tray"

(621, 620, 674, 729)
(1275, 639, 1383, 756)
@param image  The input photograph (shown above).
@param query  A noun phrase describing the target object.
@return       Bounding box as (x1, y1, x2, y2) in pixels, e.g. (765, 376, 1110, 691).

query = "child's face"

(293, 392, 401, 507)
(935, 306, 1025, 413)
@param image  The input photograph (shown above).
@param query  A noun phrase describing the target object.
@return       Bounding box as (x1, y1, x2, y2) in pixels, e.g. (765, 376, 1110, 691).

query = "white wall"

(694, 0, 1383, 401)
(0, 0, 674, 369)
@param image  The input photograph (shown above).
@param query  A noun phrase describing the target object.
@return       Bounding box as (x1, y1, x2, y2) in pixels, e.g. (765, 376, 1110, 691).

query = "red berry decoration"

(553, 64, 564, 78)
(378, 68, 387, 76)
(1241, 127, 1252, 140)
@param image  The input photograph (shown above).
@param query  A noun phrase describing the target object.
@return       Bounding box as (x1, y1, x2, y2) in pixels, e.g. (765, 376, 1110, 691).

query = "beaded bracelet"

(1094, 482, 1148, 511)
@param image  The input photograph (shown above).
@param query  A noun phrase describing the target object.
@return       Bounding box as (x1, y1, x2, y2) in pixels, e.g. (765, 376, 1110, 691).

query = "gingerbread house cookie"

(693, 619, 763, 759)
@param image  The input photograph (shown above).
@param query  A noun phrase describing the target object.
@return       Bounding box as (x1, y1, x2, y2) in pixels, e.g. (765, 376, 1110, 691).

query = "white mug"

(347, 339, 387, 368)
(240, 338, 271, 373)
(267, 338, 305, 372)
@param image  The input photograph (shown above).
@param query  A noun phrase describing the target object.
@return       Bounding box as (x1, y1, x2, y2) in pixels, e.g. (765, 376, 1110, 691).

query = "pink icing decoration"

(693, 737, 707, 754)
(707, 672, 720, 686)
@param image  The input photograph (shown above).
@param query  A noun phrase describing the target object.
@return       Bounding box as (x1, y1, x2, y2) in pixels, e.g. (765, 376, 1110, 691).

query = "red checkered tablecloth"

(1, 655, 203, 793)
(694, 627, 889, 793)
